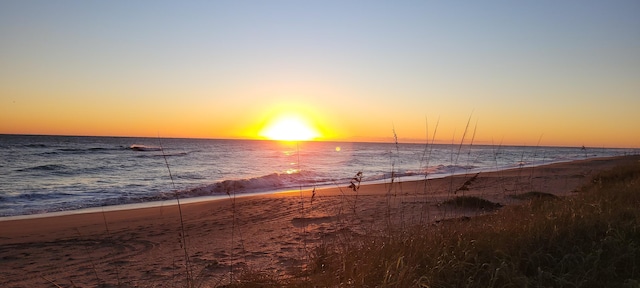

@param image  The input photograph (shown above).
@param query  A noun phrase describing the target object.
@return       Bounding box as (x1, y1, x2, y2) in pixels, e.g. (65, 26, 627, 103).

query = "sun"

(259, 114, 320, 141)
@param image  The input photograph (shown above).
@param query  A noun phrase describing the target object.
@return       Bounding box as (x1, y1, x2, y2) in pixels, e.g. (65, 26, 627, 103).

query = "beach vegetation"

(441, 195, 503, 211)
(159, 138, 194, 287)
(232, 162, 640, 287)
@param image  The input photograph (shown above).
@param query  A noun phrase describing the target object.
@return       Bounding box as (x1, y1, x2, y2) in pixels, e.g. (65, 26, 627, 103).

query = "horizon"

(1, 132, 637, 150)
(1, 1, 639, 148)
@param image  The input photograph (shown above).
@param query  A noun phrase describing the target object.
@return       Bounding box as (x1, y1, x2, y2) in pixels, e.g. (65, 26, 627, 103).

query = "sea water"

(0, 134, 634, 217)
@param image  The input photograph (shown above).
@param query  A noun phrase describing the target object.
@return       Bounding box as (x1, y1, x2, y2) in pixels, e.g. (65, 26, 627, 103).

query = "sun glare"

(259, 115, 320, 141)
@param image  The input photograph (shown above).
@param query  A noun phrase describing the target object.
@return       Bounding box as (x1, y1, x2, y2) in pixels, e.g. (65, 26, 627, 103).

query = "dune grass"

(229, 162, 640, 287)
(441, 195, 503, 211)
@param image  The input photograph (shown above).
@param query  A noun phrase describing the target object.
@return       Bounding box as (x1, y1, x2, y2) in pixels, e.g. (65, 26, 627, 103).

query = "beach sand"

(1, 156, 638, 287)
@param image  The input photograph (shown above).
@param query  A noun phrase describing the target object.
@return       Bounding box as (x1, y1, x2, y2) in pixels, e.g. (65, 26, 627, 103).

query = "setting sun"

(259, 114, 320, 141)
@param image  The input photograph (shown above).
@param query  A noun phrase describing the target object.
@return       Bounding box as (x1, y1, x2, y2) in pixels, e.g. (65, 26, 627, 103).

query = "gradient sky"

(1, 1, 639, 147)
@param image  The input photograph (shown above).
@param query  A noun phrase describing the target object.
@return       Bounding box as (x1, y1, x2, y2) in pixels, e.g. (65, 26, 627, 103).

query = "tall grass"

(219, 148, 637, 287)
(159, 138, 193, 287)
(292, 160, 640, 287)
(417, 117, 439, 225)
(225, 182, 237, 283)
(296, 142, 308, 264)
(387, 126, 401, 233)
(440, 114, 479, 221)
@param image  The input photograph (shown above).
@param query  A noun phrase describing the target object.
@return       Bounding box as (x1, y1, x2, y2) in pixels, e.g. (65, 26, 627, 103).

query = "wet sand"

(1, 155, 638, 287)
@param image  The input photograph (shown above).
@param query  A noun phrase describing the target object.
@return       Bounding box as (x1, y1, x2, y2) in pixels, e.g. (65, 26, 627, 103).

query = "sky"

(1, 1, 639, 148)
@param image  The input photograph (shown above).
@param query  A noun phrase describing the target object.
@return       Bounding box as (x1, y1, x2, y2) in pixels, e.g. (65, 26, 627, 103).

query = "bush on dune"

(441, 196, 503, 211)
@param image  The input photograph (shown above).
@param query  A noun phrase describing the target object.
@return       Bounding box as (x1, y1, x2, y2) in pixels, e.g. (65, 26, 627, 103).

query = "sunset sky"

(1, 1, 638, 147)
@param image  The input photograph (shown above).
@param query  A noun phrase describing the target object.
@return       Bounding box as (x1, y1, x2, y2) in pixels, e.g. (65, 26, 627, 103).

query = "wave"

(89, 147, 114, 151)
(17, 164, 68, 172)
(175, 173, 207, 180)
(16, 191, 74, 200)
(129, 144, 162, 152)
(14, 163, 113, 178)
(362, 171, 419, 182)
(36, 147, 126, 156)
(427, 164, 478, 175)
(59, 147, 120, 152)
(172, 167, 467, 199)
(167, 165, 486, 199)
(362, 165, 479, 182)
(23, 144, 48, 148)
(135, 152, 188, 158)
(169, 171, 321, 198)
(1, 161, 551, 217)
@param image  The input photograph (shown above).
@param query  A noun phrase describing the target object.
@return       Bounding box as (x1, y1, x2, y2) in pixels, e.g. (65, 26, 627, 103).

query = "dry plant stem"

(451, 114, 473, 196)
(101, 207, 110, 235)
(528, 134, 544, 189)
(226, 185, 235, 284)
(348, 172, 362, 214)
(100, 207, 121, 286)
(492, 139, 508, 200)
(418, 117, 439, 225)
(443, 114, 476, 218)
(227, 183, 247, 282)
(40, 276, 63, 288)
(463, 120, 478, 197)
(297, 142, 308, 263)
(75, 228, 101, 284)
(310, 186, 316, 214)
(331, 179, 349, 226)
(393, 127, 407, 229)
(385, 127, 399, 235)
(159, 138, 192, 287)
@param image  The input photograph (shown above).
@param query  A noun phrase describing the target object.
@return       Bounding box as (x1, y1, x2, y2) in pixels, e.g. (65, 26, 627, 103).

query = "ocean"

(0, 134, 634, 217)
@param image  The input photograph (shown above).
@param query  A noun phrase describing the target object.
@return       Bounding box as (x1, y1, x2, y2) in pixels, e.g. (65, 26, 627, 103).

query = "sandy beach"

(1, 155, 638, 287)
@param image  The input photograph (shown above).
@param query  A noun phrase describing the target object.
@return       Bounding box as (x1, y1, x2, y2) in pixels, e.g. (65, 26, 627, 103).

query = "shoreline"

(0, 155, 632, 237)
(0, 156, 619, 221)
(1, 155, 638, 287)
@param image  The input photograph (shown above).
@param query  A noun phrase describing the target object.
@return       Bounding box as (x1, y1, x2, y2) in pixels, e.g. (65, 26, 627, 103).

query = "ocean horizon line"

(1, 133, 634, 149)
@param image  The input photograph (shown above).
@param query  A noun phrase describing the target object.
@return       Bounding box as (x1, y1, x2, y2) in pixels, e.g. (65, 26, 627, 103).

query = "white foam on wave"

(184, 171, 317, 196)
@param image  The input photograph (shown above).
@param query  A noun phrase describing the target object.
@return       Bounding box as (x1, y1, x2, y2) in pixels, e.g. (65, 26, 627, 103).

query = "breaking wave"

(17, 164, 68, 173)
(129, 144, 163, 151)
(180, 171, 318, 197)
